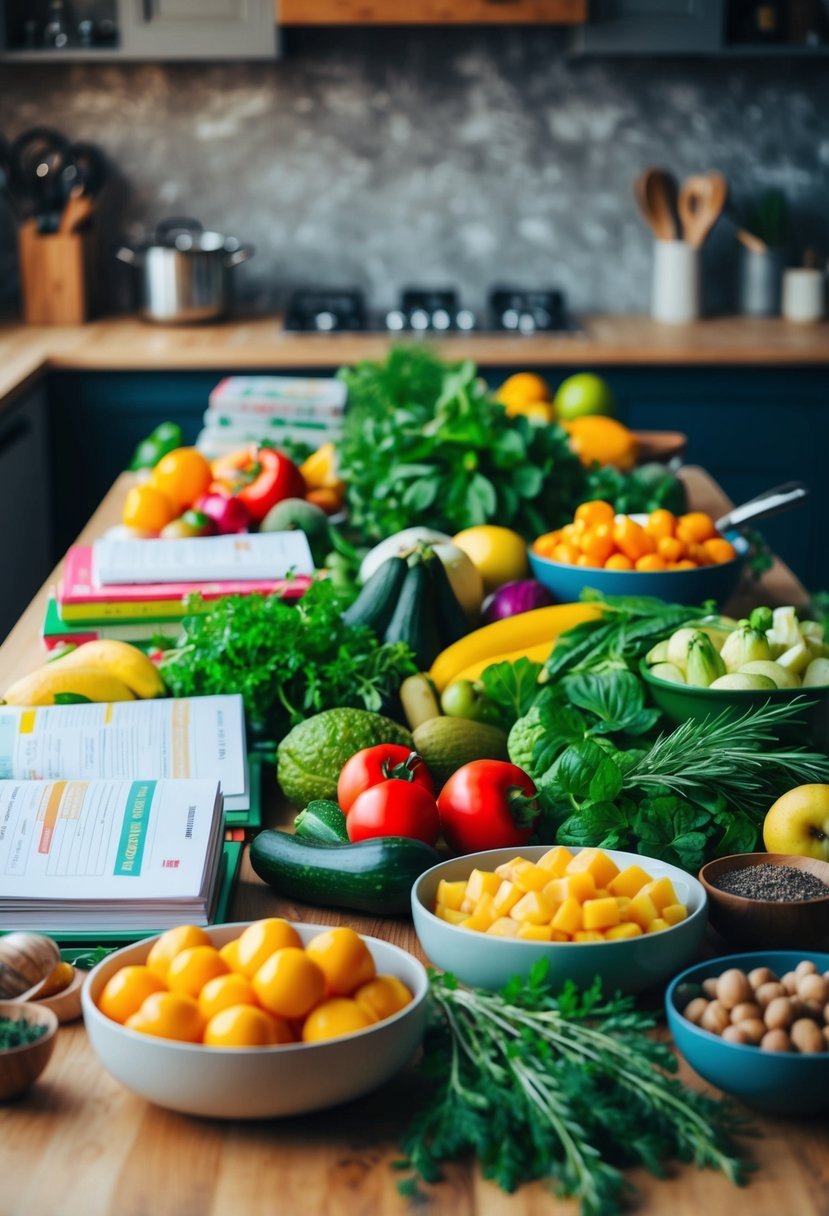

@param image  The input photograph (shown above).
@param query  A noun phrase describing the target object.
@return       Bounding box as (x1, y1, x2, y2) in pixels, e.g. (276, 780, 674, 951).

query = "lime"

(554, 374, 615, 421)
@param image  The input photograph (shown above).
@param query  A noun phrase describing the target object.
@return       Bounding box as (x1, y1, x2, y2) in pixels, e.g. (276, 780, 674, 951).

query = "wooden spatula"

(633, 167, 679, 241)
(678, 172, 728, 249)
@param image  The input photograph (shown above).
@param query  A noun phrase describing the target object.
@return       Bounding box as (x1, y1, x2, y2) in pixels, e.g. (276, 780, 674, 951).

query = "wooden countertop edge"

(1, 314, 828, 408)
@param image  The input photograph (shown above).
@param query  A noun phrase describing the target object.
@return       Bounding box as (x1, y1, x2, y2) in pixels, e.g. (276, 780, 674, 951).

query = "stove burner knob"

(410, 308, 431, 331)
(432, 308, 451, 331)
(314, 310, 337, 332)
(385, 310, 407, 332)
(501, 308, 520, 330)
(456, 309, 476, 332)
(517, 311, 537, 335)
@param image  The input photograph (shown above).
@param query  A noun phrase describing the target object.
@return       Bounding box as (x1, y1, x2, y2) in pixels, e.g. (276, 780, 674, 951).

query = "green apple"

(763, 784, 829, 862)
(554, 373, 616, 421)
(440, 680, 502, 726)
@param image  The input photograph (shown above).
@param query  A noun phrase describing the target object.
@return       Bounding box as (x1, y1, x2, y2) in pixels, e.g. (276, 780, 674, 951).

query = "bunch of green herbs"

(397, 963, 753, 1216)
(0, 1017, 47, 1049)
(159, 580, 415, 741)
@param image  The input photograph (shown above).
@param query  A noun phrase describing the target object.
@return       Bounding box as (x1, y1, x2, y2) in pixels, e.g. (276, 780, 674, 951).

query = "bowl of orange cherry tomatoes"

(81, 919, 428, 1119)
(530, 501, 747, 606)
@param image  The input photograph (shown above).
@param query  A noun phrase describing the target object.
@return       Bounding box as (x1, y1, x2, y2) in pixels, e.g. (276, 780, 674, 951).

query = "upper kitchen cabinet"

(570, 0, 723, 53)
(0, 0, 278, 60)
(278, 0, 586, 24)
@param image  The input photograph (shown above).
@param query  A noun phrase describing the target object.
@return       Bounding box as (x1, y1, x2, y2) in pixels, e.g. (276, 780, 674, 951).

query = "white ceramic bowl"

(412, 846, 707, 994)
(81, 922, 428, 1120)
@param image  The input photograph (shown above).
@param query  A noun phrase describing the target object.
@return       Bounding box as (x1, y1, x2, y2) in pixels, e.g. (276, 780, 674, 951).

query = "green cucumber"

(342, 555, 408, 635)
(383, 558, 441, 670)
(425, 550, 469, 648)
(249, 830, 440, 915)
(293, 799, 349, 844)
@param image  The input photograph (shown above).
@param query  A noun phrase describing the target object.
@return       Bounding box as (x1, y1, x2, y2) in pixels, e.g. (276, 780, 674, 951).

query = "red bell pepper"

(210, 446, 305, 524)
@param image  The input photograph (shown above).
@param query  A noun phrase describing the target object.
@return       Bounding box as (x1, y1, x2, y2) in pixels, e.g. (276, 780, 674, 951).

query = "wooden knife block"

(18, 222, 94, 325)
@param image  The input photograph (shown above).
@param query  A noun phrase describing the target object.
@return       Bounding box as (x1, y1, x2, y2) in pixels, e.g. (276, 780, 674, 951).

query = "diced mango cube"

(640, 877, 678, 913)
(647, 918, 669, 934)
(517, 923, 555, 942)
(511, 861, 550, 893)
(582, 897, 620, 931)
(595, 888, 611, 899)
(460, 897, 474, 914)
(486, 917, 520, 938)
(465, 868, 501, 903)
(552, 896, 583, 936)
(573, 930, 604, 942)
(662, 903, 688, 926)
(494, 857, 526, 880)
(510, 890, 554, 925)
(493, 879, 523, 917)
(544, 872, 596, 905)
(609, 864, 652, 900)
(566, 848, 620, 889)
(461, 904, 495, 932)
(627, 892, 660, 930)
(536, 846, 574, 876)
(614, 896, 632, 916)
(436, 905, 467, 925)
(473, 893, 496, 927)
(436, 880, 468, 911)
(551, 930, 570, 942)
(604, 922, 643, 941)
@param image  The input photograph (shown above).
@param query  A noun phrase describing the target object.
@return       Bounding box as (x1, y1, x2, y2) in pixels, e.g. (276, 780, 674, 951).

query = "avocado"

(412, 717, 509, 790)
(260, 498, 331, 565)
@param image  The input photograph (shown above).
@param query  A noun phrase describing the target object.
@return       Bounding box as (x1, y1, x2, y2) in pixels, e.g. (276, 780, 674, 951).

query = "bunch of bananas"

(2, 641, 166, 706)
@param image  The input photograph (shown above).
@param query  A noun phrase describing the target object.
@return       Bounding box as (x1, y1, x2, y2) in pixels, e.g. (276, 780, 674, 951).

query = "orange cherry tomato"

(146, 924, 212, 982)
(645, 509, 676, 540)
(635, 554, 668, 572)
(676, 512, 717, 544)
(703, 537, 738, 565)
(604, 553, 634, 571)
(235, 918, 303, 979)
(561, 523, 582, 544)
(304, 927, 376, 997)
(672, 559, 698, 570)
(98, 965, 167, 1025)
(575, 554, 594, 567)
(203, 1004, 287, 1048)
(657, 536, 685, 562)
(252, 948, 327, 1020)
(354, 976, 413, 1023)
(686, 542, 712, 566)
(166, 946, 229, 999)
(301, 998, 373, 1043)
(579, 528, 615, 565)
(612, 517, 655, 562)
(125, 991, 204, 1043)
(574, 500, 615, 529)
(198, 973, 260, 1022)
(552, 543, 580, 565)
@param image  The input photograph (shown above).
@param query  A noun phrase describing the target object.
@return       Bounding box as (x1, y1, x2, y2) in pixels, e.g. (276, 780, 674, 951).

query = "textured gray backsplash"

(1, 28, 828, 316)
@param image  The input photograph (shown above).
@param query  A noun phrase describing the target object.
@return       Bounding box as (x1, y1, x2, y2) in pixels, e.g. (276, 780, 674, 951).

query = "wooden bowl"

(634, 429, 687, 464)
(32, 966, 84, 1024)
(699, 853, 829, 950)
(0, 1000, 59, 1100)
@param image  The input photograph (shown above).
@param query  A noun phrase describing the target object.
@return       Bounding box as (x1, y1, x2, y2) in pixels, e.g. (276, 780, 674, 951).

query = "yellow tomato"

(203, 1004, 290, 1048)
(126, 991, 204, 1043)
(166, 945, 229, 999)
(304, 927, 376, 997)
(218, 938, 244, 972)
(198, 972, 259, 1022)
(150, 447, 213, 510)
(451, 526, 529, 595)
(122, 483, 176, 532)
(354, 976, 412, 1023)
(235, 918, 302, 978)
(98, 965, 167, 1025)
(252, 947, 326, 1019)
(301, 998, 373, 1043)
(299, 442, 340, 489)
(146, 924, 212, 982)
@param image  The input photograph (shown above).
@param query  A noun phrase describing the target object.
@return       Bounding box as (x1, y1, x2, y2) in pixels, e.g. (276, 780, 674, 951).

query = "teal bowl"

(529, 529, 747, 608)
(666, 951, 829, 1114)
(412, 845, 707, 995)
(640, 659, 829, 752)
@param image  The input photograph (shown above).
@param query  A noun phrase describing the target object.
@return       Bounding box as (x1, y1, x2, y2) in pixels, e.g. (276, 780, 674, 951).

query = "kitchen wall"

(1, 28, 828, 316)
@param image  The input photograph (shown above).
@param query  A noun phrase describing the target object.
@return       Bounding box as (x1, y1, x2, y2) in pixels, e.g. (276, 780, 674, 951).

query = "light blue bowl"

(412, 845, 707, 995)
(666, 950, 829, 1115)
(529, 529, 748, 608)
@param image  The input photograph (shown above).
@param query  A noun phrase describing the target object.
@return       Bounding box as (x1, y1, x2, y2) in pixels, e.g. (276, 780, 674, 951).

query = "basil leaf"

(565, 670, 661, 737)
(532, 704, 588, 777)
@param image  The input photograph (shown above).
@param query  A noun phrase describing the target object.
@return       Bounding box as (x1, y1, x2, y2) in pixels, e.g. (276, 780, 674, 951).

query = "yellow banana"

(453, 641, 558, 685)
(50, 640, 165, 699)
(3, 665, 136, 706)
(429, 603, 603, 692)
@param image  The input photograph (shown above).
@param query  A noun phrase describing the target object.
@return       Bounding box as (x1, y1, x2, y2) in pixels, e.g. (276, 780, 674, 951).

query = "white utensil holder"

(782, 268, 825, 323)
(651, 240, 700, 325)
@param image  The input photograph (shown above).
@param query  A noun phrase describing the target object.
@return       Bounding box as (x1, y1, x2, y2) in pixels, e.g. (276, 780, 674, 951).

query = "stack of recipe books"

(44, 532, 315, 651)
(195, 375, 347, 458)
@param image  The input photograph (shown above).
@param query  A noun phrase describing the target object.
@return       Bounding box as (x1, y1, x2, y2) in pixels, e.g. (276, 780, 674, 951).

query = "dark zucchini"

(249, 830, 440, 915)
(383, 558, 441, 670)
(342, 555, 408, 635)
(293, 799, 349, 844)
(425, 550, 470, 648)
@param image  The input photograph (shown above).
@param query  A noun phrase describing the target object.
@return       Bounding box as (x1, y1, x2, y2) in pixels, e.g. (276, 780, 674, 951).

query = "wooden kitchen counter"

(0, 470, 827, 1216)
(1, 313, 828, 409)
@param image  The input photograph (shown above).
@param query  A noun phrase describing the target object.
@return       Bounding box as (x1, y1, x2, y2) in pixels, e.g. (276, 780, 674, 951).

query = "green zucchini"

(426, 550, 470, 648)
(383, 558, 441, 670)
(249, 830, 440, 915)
(293, 799, 349, 844)
(342, 555, 408, 635)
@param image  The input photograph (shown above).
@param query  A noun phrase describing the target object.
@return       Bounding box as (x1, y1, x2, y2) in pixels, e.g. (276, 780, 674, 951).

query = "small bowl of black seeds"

(699, 853, 829, 950)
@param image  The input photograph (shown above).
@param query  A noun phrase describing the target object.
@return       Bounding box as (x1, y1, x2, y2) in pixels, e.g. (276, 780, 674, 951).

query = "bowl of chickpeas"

(530, 502, 748, 607)
(666, 951, 829, 1114)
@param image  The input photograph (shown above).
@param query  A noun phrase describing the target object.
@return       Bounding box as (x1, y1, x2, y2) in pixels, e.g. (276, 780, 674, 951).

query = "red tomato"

(346, 781, 440, 846)
(337, 745, 434, 814)
(437, 760, 537, 855)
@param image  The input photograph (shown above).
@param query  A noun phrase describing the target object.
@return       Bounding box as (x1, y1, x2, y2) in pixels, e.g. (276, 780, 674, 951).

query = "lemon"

(451, 526, 529, 595)
(495, 372, 552, 411)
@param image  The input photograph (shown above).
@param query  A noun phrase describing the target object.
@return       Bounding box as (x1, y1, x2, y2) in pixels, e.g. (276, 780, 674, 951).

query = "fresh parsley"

(398, 964, 753, 1215)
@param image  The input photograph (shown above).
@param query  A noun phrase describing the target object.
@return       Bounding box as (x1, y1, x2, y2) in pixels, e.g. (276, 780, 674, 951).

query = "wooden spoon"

(633, 167, 679, 241)
(678, 172, 728, 249)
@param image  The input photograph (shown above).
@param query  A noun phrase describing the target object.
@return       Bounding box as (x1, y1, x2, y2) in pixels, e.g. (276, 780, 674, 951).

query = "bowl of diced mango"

(411, 846, 707, 994)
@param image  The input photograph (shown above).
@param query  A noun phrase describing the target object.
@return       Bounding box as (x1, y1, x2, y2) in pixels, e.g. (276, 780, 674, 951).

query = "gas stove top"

(283, 287, 582, 336)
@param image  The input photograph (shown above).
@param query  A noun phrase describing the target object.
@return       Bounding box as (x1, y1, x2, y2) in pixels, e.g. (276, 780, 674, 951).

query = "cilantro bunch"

(398, 964, 753, 1215)
(159, 581, 415, 741)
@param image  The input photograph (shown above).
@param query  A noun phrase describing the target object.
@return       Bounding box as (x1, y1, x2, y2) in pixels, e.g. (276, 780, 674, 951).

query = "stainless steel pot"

(116, 218, 254, 323)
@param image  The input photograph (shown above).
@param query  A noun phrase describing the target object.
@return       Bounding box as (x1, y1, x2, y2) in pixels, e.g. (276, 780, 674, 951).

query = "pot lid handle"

(155, 216, 204, 247)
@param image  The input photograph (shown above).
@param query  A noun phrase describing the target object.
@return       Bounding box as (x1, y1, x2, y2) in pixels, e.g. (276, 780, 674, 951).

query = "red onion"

(481, 579, 555, 624)
(195, 490, 251, 535)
